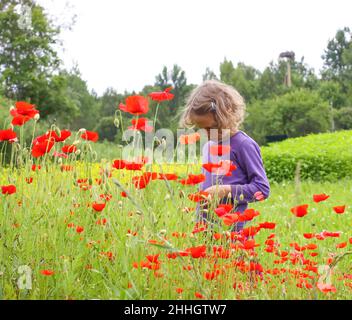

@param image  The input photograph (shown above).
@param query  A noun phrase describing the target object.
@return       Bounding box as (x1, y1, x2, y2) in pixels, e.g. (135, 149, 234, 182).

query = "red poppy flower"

(313, 193, 330, 203)
(31, 164, 41, 171)
(215, 204, 233, 217)
(259, 222, 276, 229)
(0, 128, 17, 142)
(132, 174, 151, 189)
(146, 254, 160, 263)
(10, 101, 39, 126)
(92, 202, 106, 212)
(125, 162, 144, 170)
(96, 218, 107, 225)
(222, 213, 239, 226)
(238, 208, 260, 222)
(209, 144, 231, 156)
(119, 95, 149, 115)
(202, 162, 221, 172)
(303, 233, 315, 239)
(336, 242, 347, 249)
(179, 174, 205, 185)
(195, 292, 204, 299)
(25, 177, 33, 184)
(40, 269, 54, 276)
(240, 239, 260, 250)
(333, 205, 346, 214)
(176, 288, 183, 294)
(158, 173, 178, 180)
(128, 118, 153, 132)
(100, 194, 112, 201)
(62, 145, 77, 154)
(179, 132, 201, 145)
(185, 245, 207, 258)
(76, 226, 84, 233)
(188, 191, 209, 202)
(192, 222, 207, 234)
(241, 226, 260, 237)
(81, 130, 99, 142)
(31, 135, 55, 158)
(321, 231, 341, 238)
(46, 129, 71, 142)
(290, 204, 309, 217)
(112, 159, 126, 169)
(204, 270, 221, 280)
(317, 283, 336, 293)
(1, 184, 16, 195)
(148, 87, 174, 102)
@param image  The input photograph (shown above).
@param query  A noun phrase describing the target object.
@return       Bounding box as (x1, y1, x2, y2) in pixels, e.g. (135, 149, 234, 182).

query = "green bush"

(262, 129, 352, 183)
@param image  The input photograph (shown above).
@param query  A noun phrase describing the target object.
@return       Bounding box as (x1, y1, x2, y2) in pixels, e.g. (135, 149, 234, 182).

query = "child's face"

(191, 113, 224, 141)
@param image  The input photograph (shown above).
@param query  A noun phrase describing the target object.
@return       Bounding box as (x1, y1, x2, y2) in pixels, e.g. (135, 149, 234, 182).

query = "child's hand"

(203, 185, 232, 200)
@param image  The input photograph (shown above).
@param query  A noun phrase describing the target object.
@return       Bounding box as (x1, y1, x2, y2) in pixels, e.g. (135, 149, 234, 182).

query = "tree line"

(1, 0, 352, 145)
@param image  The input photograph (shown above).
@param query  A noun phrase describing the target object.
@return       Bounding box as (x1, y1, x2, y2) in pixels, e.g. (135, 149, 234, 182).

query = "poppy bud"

(34, 114, 40, 121)
(78, 128, 86, 133)
(154, 137, 161, 147)
(240, 194, 244, 201)
(113, 118, 120, 128)
(75, 150, 81, 155)
(9, 106, 15, 111)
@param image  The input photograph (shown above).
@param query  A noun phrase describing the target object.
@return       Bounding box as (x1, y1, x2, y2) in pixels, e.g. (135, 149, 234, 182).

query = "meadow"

(0, 98, 351, 300)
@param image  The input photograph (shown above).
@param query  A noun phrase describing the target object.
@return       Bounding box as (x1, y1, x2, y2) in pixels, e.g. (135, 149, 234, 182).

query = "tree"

(100, 87, 125, 117)
(244, 89, 331, 144)
(0, 1, 60, 98)
(321, 27, 352, 89)
(154, 64, 194, 130)
(202, 67, 218, 81)
(63, 67, 100, 130)
(0, 0, 79, 122)
(94, 116, 118, 142)
(333, 107, 352, 130)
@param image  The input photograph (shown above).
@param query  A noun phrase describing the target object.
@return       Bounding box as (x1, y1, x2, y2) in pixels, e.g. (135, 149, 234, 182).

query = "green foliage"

(333, 107, 352, 130)
(322, 27, 352, 83)
(62, 68, 100, 130)
(220, 57, 318, 103)
(152, 64, 195, 131)
(94, 116, 118, 142)
(262, 130, 352, 183)
(244, 89, 331, 145)
(0, 1, 60, 99)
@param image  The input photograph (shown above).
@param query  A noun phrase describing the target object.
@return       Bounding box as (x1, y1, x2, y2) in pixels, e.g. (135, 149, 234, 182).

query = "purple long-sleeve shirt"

(198, 130, 270, 231)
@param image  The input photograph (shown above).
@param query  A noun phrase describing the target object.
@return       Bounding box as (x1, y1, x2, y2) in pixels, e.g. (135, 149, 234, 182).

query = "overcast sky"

(36, 0, 352, 96)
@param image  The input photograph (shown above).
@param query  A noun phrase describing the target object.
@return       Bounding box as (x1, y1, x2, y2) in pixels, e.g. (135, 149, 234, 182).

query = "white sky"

(36, 0, 352, 96)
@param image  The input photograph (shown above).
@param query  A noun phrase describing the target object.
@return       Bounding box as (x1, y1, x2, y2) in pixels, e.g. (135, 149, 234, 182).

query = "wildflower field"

(1, 96, 351, 300)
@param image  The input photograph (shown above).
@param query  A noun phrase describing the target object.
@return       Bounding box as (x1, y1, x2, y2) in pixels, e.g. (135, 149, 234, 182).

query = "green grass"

(0, 160, 351, 300)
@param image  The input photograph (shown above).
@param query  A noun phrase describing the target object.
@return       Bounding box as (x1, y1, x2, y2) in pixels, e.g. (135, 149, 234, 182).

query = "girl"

(180, 80, 270, 232)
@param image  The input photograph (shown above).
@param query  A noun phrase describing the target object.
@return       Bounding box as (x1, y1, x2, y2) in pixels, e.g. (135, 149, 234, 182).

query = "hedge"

(261, 130, 352, 183)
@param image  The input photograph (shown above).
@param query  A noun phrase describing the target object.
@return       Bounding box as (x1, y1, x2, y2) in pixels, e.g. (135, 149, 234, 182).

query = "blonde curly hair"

(180, 80, 246, 132)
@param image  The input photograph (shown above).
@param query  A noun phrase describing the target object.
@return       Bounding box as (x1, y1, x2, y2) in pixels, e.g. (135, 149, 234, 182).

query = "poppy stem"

(153, 103, 160, 130)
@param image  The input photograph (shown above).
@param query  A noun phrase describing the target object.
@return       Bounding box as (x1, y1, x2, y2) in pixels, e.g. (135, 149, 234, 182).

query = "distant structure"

(279, 51, 295, 87)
